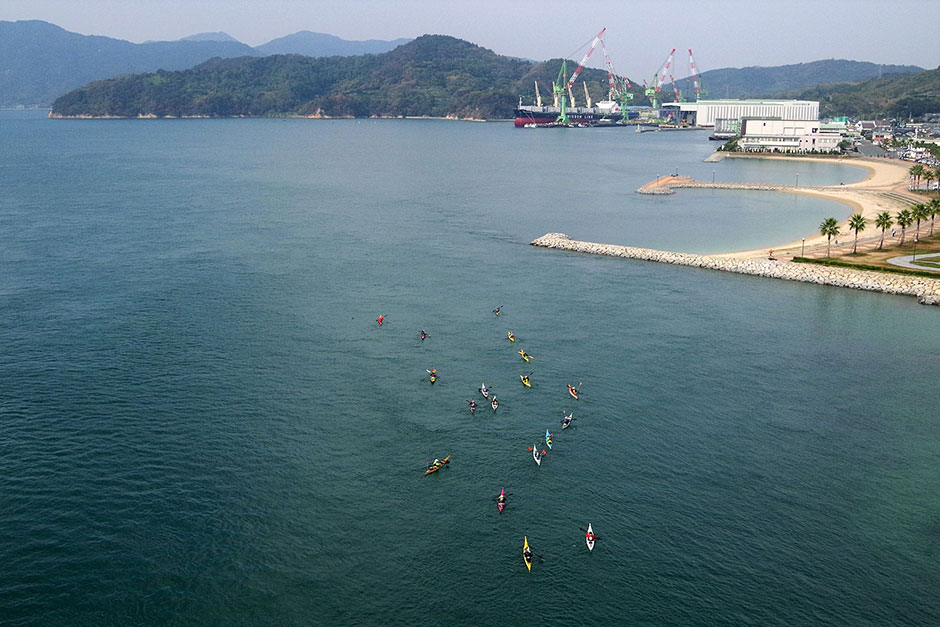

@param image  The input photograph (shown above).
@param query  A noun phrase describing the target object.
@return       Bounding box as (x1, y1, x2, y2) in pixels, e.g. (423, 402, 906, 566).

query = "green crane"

(554, 28, 605, 125)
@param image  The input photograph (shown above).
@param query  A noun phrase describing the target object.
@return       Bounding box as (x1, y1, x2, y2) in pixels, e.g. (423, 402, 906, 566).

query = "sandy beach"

(638, 154, 924, 259)
(708, 155, 921, 259)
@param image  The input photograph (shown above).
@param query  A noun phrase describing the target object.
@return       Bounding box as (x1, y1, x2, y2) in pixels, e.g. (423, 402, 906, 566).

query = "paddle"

(579, 527, 600, 540)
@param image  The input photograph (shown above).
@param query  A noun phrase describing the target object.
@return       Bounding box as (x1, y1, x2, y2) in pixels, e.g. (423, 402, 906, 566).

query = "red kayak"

(496, 487, 507, 513)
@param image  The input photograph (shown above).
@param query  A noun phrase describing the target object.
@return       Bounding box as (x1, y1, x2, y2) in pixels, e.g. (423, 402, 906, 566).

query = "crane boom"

(656, 48, 676, 95)
(688, 49, 701, 100)
(564, 27, 606, 91)
(669, 74, 681, 102)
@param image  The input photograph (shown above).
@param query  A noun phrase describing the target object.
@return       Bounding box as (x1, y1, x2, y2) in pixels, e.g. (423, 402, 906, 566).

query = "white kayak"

(532, 444, 542, 466)
(585, 523, 595, 551)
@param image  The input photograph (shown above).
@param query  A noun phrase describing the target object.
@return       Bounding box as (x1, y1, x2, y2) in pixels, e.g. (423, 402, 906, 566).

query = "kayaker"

(521, 375, 530, 386)
(493, 305, 502, 316)
(420, 329, 427, 340)
(507, 331, 515, 341)
(377, 314, 385, 325)
(467, 399, 477, 413)
(491, 398, 499, 411)
(524, 545, 533, 562)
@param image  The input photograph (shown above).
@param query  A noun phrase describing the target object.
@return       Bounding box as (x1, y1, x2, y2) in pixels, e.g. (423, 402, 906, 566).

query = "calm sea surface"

(1, 110, 938, 626)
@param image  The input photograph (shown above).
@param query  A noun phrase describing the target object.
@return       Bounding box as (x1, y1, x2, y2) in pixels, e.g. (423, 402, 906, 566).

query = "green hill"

(50, 35, 643, 119)
(793, 67, 940, 118)
(0, 20, 259, 106)
(670, 59, 922, 100)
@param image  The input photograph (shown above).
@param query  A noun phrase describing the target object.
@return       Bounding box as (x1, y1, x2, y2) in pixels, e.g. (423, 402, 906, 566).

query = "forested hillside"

(51, 35, 642, 119)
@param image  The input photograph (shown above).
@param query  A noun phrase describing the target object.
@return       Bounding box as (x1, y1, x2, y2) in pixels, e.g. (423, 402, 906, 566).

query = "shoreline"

(530, 233, 940, 306)
(637, 154, 921, 259)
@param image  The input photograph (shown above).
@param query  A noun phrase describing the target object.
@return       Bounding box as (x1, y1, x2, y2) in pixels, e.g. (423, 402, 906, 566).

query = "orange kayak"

(425, 455, 450, 475)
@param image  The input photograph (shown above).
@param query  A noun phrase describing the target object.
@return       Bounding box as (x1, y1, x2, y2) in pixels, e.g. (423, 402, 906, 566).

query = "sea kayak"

(531, 444, 542, 466)
(518, 349, 531, 362)
(425, 455, 450, 475)
(491, 398, 499, 412)
(507, 331, 515, 342)
(480, 383, 489, 399)
(520, 375, 531, 388)
(497, 487, 506, 514)
(562, 413, 573, 429)
(585, 523, 595, 551)
(523, 536, 532, 571)
(568, 384, 579, 399)
(545, 429, 553, 449)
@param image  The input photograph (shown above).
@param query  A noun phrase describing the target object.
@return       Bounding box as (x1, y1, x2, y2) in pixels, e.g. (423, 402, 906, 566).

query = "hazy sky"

(3, 0, 938, 79)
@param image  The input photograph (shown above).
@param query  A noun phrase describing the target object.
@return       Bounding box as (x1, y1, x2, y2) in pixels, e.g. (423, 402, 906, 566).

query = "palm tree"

(910, 164, 924, 190)
(875, 211, 893, 250)
(896, 208, 913, 245)
(819, 217, 840, 257)
(929, 198, 940, 236)
(925, 169, 937, 196)
(912, 203, 929, 240)
(848, 213, 867, 253)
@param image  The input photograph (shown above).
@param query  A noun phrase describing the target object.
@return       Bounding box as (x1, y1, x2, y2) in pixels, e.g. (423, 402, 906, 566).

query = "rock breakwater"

(530, 233, 940, 306)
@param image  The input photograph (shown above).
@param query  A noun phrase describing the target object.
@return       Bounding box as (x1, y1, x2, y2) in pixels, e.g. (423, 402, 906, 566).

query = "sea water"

(0, 111, 937, 626)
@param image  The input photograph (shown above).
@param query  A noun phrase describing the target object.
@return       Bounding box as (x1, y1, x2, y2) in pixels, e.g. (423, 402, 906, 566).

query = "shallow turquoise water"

(0, 111, 937, 626)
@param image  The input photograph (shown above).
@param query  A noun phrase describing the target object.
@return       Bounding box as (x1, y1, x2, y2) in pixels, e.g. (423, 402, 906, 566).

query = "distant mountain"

(669, 59, 923, 100)
(255, 31, 411, 57)
(0, 20, 259, 106)
(178, 32, 241, 43)
(794, 67, 940, 118)
(50, 35, 644, 119)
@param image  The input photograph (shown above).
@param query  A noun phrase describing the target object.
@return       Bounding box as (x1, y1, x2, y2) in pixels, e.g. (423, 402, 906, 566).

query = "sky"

(2, 0, 938, 79)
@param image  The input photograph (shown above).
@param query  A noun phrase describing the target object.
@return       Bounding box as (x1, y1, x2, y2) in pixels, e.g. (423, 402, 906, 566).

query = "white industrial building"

(738, 118, 841, 153)
(662, 99, 820, 127)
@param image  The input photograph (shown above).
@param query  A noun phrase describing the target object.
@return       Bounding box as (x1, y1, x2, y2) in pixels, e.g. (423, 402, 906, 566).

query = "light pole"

(801, 238, 805, 257)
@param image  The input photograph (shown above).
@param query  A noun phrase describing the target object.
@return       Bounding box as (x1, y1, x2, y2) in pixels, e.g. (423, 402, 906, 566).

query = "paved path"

(887, 253, 940, 270)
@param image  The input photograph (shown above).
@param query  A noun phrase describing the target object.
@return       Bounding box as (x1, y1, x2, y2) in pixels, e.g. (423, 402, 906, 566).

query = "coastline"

(637, 154, 920, 259)
(532, 154, 940, 305)
(530, 233, 940, 306)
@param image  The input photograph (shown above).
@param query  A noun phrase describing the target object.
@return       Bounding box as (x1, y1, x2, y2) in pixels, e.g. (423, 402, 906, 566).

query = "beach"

(533, 153, 940, 305)
(636, 154, 924, 259)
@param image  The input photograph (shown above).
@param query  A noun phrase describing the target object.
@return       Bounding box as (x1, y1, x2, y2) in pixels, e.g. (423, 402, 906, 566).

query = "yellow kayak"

(520, 375, 531, 388)
(523, 536, 532, 571)
(507, 331, 515, 342)
(518, 349, 531, 362)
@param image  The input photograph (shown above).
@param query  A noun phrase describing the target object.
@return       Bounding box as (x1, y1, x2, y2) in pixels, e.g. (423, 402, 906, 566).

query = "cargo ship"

(513, 99, 623, 127)
(513, 98, 659, 128)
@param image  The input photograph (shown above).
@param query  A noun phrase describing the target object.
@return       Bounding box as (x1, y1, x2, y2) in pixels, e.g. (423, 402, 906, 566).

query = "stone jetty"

(530, 233, 940, 306)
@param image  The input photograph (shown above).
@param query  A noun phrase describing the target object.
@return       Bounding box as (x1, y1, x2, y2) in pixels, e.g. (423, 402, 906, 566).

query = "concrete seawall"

(530, 233, 940, 306)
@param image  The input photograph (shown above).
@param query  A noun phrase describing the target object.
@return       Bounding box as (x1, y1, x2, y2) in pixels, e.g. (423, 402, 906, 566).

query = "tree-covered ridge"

(50, 35, 645, 119)
(794, 67, 940, 118)
(670, 59, 923, 100)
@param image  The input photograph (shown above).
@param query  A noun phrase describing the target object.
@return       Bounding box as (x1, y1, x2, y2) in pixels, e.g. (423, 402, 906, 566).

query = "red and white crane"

(688, 48, 702, 100)
(563, 27, 606, 92)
